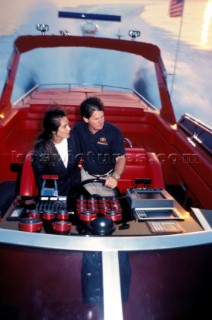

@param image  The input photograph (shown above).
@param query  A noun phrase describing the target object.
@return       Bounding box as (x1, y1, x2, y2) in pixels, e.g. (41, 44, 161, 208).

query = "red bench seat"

(19, 148, 164, 197)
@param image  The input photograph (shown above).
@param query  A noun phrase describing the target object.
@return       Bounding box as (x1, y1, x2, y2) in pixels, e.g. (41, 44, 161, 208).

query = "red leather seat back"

(19, 152, 38, 196)
(118, 148, 165, 193)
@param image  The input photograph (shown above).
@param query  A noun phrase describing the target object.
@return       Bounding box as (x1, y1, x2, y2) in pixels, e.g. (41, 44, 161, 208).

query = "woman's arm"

(31, 146, 51, 192)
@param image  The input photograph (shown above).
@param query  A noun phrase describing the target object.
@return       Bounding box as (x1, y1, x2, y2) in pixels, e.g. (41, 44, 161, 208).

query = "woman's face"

(53, 116, 71, 143)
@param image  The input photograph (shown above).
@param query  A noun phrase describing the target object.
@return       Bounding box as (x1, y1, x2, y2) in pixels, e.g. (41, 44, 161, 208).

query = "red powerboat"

(0, 34, 211, 320)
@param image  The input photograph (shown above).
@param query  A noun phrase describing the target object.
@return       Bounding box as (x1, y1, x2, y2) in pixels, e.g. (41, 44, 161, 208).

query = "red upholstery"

(19, 153, 38, 196)
(118, 148, 165, 193)
(19, 148, 165, 197)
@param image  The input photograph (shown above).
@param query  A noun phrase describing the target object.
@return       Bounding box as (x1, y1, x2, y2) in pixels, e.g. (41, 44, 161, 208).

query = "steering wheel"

(79, 178, 121, 197)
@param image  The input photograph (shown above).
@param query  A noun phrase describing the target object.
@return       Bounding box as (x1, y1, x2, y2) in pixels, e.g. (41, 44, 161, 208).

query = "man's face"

(84, 110, 105, 134)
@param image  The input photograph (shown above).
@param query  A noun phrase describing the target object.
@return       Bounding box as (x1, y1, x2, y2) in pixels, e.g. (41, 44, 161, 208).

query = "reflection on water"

(0, 0, 212, 127)
(200, 0, 212, 48)
(142, 0, 212, 50)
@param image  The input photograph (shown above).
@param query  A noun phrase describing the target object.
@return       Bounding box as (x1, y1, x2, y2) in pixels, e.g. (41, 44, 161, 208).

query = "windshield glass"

(13, 47, 161, 109)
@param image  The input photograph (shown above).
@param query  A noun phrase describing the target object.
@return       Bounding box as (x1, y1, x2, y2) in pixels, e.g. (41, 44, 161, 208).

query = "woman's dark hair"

(34, 107, 67, 159)
(42, 108, 67, 137)
(80, 97, 104, 119)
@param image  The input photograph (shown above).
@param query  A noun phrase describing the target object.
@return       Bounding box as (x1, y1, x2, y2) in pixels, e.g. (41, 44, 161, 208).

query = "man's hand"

(103, 176, 118, 189)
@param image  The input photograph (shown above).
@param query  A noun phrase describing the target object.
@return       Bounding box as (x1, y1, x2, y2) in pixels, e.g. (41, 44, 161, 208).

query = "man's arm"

(112, 155, 126, 180)
(104, 155, 126, 189)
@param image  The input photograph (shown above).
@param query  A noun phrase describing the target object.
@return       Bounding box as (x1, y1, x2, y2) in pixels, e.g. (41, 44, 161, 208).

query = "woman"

(32, 107, 81, 201)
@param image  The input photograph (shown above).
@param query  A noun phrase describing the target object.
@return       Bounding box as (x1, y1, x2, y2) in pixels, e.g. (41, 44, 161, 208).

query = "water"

(0, 0, 211, 126)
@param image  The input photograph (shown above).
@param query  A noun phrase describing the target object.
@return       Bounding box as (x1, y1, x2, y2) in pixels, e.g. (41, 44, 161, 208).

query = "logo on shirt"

(97, 137, 108, 145)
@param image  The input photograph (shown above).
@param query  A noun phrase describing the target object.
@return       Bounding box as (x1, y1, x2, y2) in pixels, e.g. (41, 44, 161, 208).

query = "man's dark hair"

(80, 97, 104, 119)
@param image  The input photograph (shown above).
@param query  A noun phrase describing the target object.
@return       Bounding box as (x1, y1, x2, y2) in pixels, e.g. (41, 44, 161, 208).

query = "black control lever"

(134, 178, 152, 188)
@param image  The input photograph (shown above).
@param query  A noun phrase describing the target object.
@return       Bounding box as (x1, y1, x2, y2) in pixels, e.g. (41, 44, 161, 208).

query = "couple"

(32, 97, 131, 304)
(32, 97, 126, 200)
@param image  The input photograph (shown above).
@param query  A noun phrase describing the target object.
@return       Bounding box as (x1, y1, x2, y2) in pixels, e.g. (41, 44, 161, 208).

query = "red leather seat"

(19, 152, 38, 197)
(19, 148, 165, 197)
(118, 148, 165, 193)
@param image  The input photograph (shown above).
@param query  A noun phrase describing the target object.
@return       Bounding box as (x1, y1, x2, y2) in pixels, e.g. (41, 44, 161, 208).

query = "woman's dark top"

(31, 132, 81, 197)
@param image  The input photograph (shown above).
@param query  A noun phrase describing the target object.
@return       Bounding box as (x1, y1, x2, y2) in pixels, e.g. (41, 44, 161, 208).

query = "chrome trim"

(124, 137, 133, 148)
(191, 208, 211, 231)
(102, 251, 123, 320)
(12, 82, 157, 110)
(13, 84, 39, 105)
(0, 228, 211, 251)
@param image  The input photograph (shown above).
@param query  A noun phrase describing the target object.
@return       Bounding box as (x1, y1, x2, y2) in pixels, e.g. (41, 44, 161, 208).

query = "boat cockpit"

(0, 35, 211, 320)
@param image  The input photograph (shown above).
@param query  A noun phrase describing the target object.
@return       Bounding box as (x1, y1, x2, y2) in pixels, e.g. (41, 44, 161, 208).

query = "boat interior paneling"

(0, 181, 16, 219)
(166, 129, 212, 208)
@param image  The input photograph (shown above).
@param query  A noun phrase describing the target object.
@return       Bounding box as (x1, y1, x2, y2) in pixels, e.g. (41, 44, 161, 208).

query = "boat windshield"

(13, 47, 161, 109)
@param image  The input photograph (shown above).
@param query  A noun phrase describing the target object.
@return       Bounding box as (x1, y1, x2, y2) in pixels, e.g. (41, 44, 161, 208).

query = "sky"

(0, 0, 211, 126)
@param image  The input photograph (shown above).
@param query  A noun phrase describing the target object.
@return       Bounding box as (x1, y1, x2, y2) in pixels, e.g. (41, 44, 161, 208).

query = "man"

(72, 96, 126, 196)
(73, 98, 131, 305)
